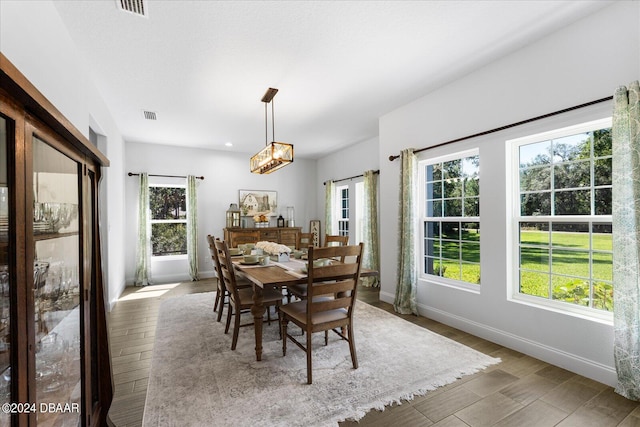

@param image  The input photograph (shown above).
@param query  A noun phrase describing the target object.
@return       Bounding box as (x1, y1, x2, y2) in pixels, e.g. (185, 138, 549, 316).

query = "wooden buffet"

(223, 227, 301, 249)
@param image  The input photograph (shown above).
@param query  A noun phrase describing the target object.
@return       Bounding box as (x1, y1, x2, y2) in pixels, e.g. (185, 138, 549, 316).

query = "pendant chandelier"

(250, 87, 294, 174)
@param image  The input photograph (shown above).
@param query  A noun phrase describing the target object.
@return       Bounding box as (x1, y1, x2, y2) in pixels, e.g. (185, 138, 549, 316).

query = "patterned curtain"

(394, 149, 418, 315)
(612, 81, 640, 401)
(134, 173, 151, 286)
(325, 180, 335, 237)
(187, 175, 199, 281)
(361, 170, 380, 287)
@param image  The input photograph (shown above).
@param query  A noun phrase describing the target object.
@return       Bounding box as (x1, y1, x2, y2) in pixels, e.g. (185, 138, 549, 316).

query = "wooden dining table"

(232, 257, 377, 361)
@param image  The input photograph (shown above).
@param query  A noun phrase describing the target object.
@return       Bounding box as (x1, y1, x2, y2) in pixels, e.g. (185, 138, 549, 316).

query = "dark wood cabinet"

(223, 227, 301, 249)
(0, 54, 112, 426)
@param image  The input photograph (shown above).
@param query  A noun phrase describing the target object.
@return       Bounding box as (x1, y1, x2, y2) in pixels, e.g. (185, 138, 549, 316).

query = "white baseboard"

(376, 290, 616, 387)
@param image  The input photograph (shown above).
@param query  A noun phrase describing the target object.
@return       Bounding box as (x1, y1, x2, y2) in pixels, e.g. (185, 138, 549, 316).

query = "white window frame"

(418, 148, 480, 291)
(508, 117, 613, 321)
(149, 183, 188, 260)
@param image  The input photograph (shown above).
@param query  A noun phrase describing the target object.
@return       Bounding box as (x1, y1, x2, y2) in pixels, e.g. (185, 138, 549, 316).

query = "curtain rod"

(324, 170, 379, 186)
(388, 96, 613, 161)
(127, 172, 205, 180)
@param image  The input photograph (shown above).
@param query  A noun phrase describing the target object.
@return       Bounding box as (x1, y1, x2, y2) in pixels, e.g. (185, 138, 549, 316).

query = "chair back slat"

(305, 243, 363, 320)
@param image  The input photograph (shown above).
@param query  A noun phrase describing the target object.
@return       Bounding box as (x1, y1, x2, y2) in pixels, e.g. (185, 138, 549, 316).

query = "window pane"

(520, 271, 549, 297)
(442, 262, 461, 281)
(594, 158, 612, 186)
(594, 188, 612, 215)
(460, 262, 480, 284)
(432, 200, 443, 217)
(552, 133, 590, 162)
(151, 223, 187, 256)
(592, 223, 612, 251)
(443, 179, 462, 198)
(441, 241, 459, 261)
(425, 239, 440, 257)
(551, 249, 590, 278)
(551, 223, 589, 249)
(521, 247, 549, 272)
(426, 163, 442, 181)
(554, 190, 590, 215)
(441, 222, 459, 240)
(464, 197, 479, 217)
(552, 277, 589, 307)
(464, 177, 480, 197)
(554, 160, 590, 189)
(592, 282, 613, 311)
(444, 199, 462, 216)
(593, 129, 612, 157)
(150, 187, 186, 220)
(443, 159, 462, 178)
(461, 242, 479, 263)
(521, 192, 551, 216)
(520, 166, 551, 192)
(520, 140, 551, 168)
(592, 252, 613, 281)
(426, 182, 442, 199)
(425, 221, 441, 239)
(520, 222, 549, 245)
(461, 223, 480, 241)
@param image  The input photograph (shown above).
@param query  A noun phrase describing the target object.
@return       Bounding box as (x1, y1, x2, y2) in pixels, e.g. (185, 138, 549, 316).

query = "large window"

(512, 118, 612, 313)
(420, 150, 480, 286)
(149, 185, 187, 257)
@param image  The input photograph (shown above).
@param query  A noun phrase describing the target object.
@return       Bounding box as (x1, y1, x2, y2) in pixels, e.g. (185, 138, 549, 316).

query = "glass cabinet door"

(32, 136, 81, 425)
(0, 116, 11, 427)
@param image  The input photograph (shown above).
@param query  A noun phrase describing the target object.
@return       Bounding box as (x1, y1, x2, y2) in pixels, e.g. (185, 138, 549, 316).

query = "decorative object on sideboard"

(225, 203, 241, 228)
(250, 87, 294, 174)
(277, 214, 285, 228)
(309, 219, 321, 247)
(286, 206, 295, 227)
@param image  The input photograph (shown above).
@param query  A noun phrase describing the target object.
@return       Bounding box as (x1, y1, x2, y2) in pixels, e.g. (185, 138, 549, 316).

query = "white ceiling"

(52, 0, 607, 159)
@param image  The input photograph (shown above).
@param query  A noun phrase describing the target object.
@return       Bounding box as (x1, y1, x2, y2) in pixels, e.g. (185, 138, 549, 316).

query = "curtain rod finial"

(389, 155, 399, 161)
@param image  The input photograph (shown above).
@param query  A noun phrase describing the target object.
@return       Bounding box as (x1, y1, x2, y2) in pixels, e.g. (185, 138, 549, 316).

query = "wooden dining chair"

(297, 232, 315, 250)
(214, 239, 284, 350)
(324, 234, 349, 247)
(206, 234, 251, 322)
(280, 243, 363, 384)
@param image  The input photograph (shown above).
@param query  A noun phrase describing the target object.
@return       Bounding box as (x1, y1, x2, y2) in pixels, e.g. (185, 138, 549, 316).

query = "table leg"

(251, 285, 265, 361)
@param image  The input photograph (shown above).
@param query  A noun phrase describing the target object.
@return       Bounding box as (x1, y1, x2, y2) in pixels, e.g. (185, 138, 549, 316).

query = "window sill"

(152, 255, 188, 261)
(509, 293, 613, 325)
(419, 275, 481, 294)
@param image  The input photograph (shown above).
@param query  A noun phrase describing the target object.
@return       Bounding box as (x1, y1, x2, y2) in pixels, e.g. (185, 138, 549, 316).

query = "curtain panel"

(362, 170, 380, 287)
(187, 175, 199, 281)
(325, 180, 335, 237)
(612, 80, 640, 401)
(134, 173, 152, 286)
(394, 149, 418, 315)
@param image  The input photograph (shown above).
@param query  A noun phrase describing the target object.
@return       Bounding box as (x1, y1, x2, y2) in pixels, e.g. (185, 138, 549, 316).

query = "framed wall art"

(239, 190, 278, 217)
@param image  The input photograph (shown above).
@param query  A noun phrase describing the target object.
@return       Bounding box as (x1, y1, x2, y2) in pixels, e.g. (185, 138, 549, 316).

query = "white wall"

(378, 1, 639, 386)
(124, 142, 317, 284)
(1, 0, 127, 310)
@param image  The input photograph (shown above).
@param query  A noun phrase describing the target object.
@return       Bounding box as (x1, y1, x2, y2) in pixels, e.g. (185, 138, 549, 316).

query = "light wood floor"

(106, 280, 640, 427)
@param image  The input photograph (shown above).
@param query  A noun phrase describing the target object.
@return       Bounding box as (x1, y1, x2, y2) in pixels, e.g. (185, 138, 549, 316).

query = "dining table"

(232, 256, 378, 361)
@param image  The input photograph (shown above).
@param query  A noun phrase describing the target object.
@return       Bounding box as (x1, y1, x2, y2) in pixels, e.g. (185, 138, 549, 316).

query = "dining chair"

(297, 232, 315, 250)
(214, 239, 284, 350)
(324, 234, 349, 247)
(280, 243, 363, 384)
(206, 234, 251, 322)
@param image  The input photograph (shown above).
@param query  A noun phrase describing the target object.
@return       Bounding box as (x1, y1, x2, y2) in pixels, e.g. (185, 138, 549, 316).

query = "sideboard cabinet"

(0, 54, 112, 426)
(223, 227, 301, 249)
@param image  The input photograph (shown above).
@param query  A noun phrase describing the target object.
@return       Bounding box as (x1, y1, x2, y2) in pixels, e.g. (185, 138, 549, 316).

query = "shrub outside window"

(420, 150, 480, 286)
(513, 118, 613, 313)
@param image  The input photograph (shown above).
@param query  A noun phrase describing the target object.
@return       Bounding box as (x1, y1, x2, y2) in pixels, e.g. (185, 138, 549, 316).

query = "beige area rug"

(142, 292, 500, 427)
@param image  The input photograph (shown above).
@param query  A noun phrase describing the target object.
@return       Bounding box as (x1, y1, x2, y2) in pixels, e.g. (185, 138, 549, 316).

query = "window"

(337, 185, 349, 237)
(512, 118, 612, 313)
(149, 185, 187, 257)
(420, 150, 480, 286)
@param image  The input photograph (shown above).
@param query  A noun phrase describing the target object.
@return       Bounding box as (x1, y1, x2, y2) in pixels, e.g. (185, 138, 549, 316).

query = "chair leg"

(231, 307, 241, 350)
(281, 317, 289, 356)
(324, 330, 328, 346)
(306, 330, 313, 384)
(216, 291, 226, 322)
(347, 323, 358, 369)
(225, 302, 232, 334)
(213, 291, 221, 313)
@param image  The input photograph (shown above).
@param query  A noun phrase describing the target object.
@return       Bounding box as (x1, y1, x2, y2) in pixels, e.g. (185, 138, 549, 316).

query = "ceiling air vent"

(116, 0, 147, 17)
(143, 110, 157, 120)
